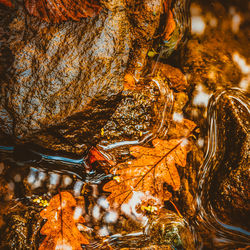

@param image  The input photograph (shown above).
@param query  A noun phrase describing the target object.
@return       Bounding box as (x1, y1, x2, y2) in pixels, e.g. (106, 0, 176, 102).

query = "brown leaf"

(39, 191, 89, 250)
(152, 62, 189, 92)
(87, 146, 115, 169)
(0, 0, 13, 7)
(103, 136, 193, 208)
(123, 73, 136, 91)
(163, 10, 176, 41)
(24, 0, 102, 23)
(168, 118, 197, 139)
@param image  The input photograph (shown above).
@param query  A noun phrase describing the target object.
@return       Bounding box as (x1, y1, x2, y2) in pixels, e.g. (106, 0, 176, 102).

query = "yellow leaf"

(148, 50, 158, 57)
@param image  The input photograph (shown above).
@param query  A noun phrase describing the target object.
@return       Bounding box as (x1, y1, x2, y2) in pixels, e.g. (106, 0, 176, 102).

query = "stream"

(0, 0, 249, 249)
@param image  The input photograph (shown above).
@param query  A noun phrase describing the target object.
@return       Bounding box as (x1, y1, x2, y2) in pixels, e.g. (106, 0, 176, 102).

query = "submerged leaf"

(103, 135, 194, 208)
(39, 191, 88, 250)
(151, 62, 189, 92)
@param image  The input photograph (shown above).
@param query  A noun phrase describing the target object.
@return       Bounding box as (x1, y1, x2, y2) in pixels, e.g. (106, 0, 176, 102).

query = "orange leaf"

(103, 137, 193, 208)
(163, 10, 176, 41)
(151, 62, 188, 92)
(39, 191, 89, 250)
(24, 0, 101, 23)
(0, 0, 13, 7)
(123, 73, 136, 91)
(87, 147, 115, 167)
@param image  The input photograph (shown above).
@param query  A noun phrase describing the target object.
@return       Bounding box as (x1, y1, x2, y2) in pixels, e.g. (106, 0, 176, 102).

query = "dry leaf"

(24, 0, 101, 23)
(103, 137, 193, 208)
(39, 191, 89, 250)
(162, 0, 175, 41)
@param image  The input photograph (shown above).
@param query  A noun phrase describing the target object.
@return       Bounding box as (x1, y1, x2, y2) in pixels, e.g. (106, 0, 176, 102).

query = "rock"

(0, 203, 43, 249)
(0, 0, 168, 154)
(184, 38, 242, 90)
(101, 84, 161, 143)
(104, 209, 194, 249)
(100, 77, 173, 146)
(198, 88, 250, 232)
(145, 209, 195, 249)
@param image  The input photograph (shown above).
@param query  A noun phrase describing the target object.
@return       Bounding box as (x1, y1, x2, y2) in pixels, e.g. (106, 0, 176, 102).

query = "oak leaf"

(39, 191, 89, 250)
(103, 137, 193, 208)
(24, 0, 101, 23)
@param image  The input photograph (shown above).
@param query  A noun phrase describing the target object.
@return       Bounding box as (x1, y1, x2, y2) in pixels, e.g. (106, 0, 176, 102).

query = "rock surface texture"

(198, 88, 250, 241)
(0, 0, 168, 154)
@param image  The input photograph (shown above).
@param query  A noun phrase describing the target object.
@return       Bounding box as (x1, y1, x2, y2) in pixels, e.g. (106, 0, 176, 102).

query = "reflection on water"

(0, 0, 250, 249)
(0, 94, 249, 248)
(195, 88, 250, 249)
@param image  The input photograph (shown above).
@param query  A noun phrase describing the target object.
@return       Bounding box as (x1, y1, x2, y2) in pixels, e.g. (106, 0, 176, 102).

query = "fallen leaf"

(103, 135, 194, 208)
(123, 73, 136, 91)
(86, 146, 115, 170)
(163, 10, 176, 41)
(0, 0, 13, 7)
(151, 62, 188, 92)
(24, 0, 101, 23)
(168, 118, 197, 139)
(39, 191, 89, 250)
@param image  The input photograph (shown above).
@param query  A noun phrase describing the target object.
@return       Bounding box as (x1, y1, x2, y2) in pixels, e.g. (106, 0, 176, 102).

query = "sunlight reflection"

(73, 181, 83, 197)
(191, 16, 206, 35)
(104, 211, 118, 224)
(73, 206, 83, 220)
(193, 84, 211, 107)
(233, 52, 250, 75)
(173, 112, 184, 122)
(229, 7, 241, 33)
(98, 226, 109, 237)
(191, 3, 206, 35)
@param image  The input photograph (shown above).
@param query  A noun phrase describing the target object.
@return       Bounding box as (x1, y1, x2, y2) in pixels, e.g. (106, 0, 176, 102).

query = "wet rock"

(101, 85, 160, 143)
(0, 0, 167, 154)
(99, 79, 172, 147)
(209, 89, 249, 230)
(0, 5, 14, 81)
(103, 209, 194, 249)
(0, 203, 43, 249)
(184, 38, 242, 91)
(198, 88, 250, 231)
(145, 209, 195, 249)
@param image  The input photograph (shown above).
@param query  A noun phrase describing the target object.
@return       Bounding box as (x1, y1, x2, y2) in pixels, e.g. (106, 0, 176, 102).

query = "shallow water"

(194, 88, 250, 249)
(0, 0, 249, 249)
